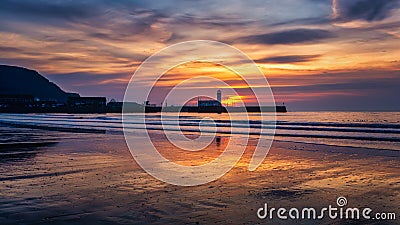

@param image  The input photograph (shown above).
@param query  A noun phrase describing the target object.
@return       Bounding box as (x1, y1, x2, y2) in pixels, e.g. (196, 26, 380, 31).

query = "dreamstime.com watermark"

(257, 196, 397, 221)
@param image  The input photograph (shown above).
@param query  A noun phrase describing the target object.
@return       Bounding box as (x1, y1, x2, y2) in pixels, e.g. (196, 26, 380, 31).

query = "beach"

(0, 116, 399, 224)
(2, 0, 400, 223)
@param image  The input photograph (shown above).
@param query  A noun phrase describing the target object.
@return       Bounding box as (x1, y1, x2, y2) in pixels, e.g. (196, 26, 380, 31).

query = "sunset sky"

(1, 0, 399, 111)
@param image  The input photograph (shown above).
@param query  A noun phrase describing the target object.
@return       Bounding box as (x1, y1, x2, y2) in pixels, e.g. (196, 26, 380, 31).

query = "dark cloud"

(334, 0, 400, 22)
(0, 1, 168, 43)
(255, 55, 321, 64)
(0, 46, 20, 52)
(268, 17, 332, 27)
(236, 29, 335, 45)
(174, 13, 254, 28)
(0, 0, 151, 22)
(0, 0, 97, 21)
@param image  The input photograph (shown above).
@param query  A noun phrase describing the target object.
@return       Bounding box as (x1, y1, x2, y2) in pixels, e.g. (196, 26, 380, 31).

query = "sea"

(0, 112, 399, 151)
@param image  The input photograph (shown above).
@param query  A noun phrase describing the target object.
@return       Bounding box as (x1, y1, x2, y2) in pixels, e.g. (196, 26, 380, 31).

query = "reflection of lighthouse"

(217, 90, 221, 103)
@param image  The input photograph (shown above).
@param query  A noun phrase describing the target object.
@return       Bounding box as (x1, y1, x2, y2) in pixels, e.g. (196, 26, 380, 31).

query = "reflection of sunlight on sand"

(146, 133, 248, 172)
(1, 130, 399, 224)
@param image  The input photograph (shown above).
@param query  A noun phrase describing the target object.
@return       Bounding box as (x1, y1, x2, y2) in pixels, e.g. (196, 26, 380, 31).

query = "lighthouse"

(217, 90, 221, 103)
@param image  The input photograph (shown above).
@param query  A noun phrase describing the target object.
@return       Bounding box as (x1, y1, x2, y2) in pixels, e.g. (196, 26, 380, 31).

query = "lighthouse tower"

(217, 90, 221, 103)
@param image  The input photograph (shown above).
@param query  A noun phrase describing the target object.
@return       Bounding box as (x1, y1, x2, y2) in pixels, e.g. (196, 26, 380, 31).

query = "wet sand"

(0, 129, 399, 224)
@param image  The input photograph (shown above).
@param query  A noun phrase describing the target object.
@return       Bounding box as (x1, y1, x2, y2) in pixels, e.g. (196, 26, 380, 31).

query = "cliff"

(0, 65, 78, 102)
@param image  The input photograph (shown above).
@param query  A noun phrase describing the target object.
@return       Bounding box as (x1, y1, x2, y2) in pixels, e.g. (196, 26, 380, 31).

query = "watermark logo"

(123, 40, 276, 186)
(257, 196, 397, 221)
(336, 196, 347, 207)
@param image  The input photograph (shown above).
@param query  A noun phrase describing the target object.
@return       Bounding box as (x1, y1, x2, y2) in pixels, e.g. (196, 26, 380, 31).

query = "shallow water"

(0, 112, 399, 150)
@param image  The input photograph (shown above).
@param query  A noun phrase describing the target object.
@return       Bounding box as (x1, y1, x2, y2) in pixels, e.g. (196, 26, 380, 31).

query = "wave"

(1, 120, 399, 143)
(1, 115, 399, 134)
(1, 113, 399, 151)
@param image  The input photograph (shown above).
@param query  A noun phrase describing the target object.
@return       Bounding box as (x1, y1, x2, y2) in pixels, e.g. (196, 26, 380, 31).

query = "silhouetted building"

(198, 90, 223, 107)
(198, 98, 224, 113)
(0, 94, 34, 104)
(0, 94, 34, 111)
(217, 90, 221, 103)
(145, 101, 157, 107)
(35, 100, 59, 108)
(198, 99, 222, 107)
(107, 100, 124, 113)
(107, 101, 123, 108)
(68, 97, 106, 113)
